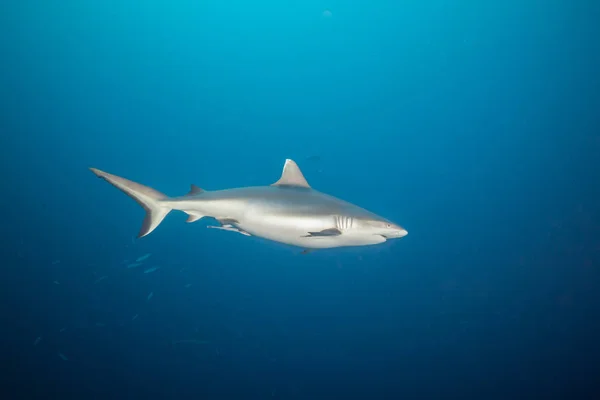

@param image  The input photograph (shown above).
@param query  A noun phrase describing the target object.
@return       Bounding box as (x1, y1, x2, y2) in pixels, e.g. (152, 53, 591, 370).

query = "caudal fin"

(90, 168, 171, 238)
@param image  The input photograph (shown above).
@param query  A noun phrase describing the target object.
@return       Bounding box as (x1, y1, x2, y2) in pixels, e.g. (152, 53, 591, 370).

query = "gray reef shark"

(90, 159, 407, 251)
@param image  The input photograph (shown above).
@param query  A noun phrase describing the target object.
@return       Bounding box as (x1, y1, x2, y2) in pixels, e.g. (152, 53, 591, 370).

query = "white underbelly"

(236, 212, 335, 248)
(236, 213, 386, 249)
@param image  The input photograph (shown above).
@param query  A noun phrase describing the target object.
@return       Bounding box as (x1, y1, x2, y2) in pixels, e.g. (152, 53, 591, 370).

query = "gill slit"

(335, 215, 354, 232)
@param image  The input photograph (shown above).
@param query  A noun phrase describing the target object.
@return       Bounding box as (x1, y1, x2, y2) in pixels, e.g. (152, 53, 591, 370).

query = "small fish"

(184, 284, 192, 288)
(53, 280, 60, 285)
(33, 336, 41, 346)
(136, 253, 151, 262)
(126, 262, 142, 269)
(132, 314, 138, 321)
(58, 353, 68, 361)
(143, 266, 160, 274)
(93, 276, 107, 284)
(147, 292, 154, 301)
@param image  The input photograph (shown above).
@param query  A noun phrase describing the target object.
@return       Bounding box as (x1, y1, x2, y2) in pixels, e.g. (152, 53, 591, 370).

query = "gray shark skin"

(90, 159, 407, 250)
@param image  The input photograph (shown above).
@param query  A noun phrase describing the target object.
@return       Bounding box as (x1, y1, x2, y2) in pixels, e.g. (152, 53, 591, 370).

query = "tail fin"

(90, 168, 171, 238)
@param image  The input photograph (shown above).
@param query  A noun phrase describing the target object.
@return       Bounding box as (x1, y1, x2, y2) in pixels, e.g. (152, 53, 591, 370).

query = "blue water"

(2, 1, 599, 398)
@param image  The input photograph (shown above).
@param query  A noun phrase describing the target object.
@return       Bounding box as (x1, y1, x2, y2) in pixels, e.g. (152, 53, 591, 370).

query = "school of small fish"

(38, 251, 200, 363)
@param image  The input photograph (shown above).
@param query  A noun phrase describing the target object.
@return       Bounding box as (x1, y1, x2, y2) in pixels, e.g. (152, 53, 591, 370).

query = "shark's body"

(90, 159, 407, 250)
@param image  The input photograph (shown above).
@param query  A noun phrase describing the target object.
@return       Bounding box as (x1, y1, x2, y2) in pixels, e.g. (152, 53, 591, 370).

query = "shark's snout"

(383, 228, 408, 239)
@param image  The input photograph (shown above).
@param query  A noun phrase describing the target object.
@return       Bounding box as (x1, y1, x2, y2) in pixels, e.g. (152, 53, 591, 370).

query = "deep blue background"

(1, 1, 599, 398)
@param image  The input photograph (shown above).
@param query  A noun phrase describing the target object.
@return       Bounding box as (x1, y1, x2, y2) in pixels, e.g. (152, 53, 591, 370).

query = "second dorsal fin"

(271, 159, 310, 188)
(187, 184, 204, 196)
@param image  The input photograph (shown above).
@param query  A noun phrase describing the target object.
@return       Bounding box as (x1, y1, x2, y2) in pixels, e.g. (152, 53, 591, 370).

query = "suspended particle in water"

(322, 9, 332, 18)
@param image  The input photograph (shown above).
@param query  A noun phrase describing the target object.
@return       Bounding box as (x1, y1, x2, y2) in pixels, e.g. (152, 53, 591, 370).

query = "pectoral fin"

(302, 228, 342, 237)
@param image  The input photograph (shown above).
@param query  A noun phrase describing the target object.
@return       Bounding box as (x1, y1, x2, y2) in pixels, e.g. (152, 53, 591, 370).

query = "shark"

(90, 159, 407, 251)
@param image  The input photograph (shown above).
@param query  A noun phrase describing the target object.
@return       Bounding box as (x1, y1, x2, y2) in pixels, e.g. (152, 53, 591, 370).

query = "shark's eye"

(386, 223, 391, 228)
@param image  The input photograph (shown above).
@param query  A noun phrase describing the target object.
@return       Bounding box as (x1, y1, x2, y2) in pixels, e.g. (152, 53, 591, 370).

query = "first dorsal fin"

(187, 184, 204, 196)
(271, 159, 310, 188)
